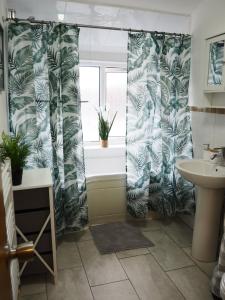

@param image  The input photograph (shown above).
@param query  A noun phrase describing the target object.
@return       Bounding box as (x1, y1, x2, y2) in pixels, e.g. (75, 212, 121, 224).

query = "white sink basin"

(176, 159, 225, 262)
(176, 159, 225, 189)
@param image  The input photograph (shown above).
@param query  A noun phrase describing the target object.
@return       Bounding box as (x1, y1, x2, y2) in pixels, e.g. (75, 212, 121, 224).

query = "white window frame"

(80, 60, 127, 147)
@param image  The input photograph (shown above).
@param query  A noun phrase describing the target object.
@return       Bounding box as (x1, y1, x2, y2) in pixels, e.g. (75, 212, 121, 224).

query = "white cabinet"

(204, 33, 225, 93)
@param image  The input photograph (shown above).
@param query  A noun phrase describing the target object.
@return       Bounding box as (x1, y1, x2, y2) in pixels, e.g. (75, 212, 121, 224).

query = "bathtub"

(84, 146, 193, 227)
(86, 173, 127, 224)
(83, 145, 170, 225)
(84, 145, 127, 224)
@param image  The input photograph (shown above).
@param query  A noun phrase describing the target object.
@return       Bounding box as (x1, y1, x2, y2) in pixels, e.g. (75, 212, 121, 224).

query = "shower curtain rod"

(6, 17, 189, 37)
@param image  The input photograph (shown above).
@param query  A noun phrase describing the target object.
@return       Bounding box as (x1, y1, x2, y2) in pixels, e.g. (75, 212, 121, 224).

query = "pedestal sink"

(176, 159, 225, 262)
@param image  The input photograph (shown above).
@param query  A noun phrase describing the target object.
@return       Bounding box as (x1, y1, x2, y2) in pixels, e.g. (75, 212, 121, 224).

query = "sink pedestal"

(192, 187, 224, 262)
(176, 159, 225, 262)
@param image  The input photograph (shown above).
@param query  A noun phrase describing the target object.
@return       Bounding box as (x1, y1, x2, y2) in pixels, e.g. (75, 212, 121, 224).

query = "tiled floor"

(18, 218, 216, 300)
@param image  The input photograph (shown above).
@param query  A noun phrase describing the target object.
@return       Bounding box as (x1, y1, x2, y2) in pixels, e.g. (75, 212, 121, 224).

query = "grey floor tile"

(128, 219, 163, 232)
(116, 247, 149, 259)
(78, 240, 127, 286)
(19, 293, 47, 300)
(47, 267, 93, 300)
(167, 266, 213, 300)
(57, 240, 82, 270)
(91, 280, 139, 300)
(162, 218, 193, 247)
(120, 254, 184, 300)
(183, 247, 216, 277)
(20, 274, 46, 296)
(143, 230, 194, 271)
(65, 228, 93, 242)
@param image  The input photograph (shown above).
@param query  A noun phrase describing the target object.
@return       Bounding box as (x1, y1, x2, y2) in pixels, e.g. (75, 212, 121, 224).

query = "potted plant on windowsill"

(0, 132, 31, 186)
(97, 107, 117, 148)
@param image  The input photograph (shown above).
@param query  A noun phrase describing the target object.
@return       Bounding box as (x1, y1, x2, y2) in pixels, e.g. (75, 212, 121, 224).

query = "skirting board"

(178, 214, 194, 229)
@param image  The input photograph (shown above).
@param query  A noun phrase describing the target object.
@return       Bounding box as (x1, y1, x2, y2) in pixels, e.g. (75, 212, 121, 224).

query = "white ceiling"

(68, 0, 205, 15)
(7, 0, 206, 17)
(6, 0, 191, 32)
(6, 0, 196, 62)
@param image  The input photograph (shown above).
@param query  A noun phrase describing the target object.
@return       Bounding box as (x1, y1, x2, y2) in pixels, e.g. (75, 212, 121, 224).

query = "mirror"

(208, 40, 224, 86)
(205, 34, 225, 92)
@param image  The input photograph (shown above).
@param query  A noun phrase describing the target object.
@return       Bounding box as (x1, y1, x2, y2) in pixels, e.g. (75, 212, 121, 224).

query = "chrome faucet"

(210, 148, 225, 161)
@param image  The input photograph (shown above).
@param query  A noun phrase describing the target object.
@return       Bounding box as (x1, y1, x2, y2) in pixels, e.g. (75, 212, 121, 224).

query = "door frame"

(0, 166, 13, 300)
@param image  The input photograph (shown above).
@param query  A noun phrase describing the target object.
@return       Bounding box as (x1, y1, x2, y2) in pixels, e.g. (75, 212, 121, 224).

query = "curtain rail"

(206, 32, 225, 40)
(6, 18, 190, 37)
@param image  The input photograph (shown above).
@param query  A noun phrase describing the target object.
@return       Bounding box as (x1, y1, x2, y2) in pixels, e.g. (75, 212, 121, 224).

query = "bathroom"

(0, 0, 225, 299)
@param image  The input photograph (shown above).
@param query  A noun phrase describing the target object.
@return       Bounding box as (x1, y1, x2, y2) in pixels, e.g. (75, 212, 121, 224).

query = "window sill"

(84, 144, 125, 158)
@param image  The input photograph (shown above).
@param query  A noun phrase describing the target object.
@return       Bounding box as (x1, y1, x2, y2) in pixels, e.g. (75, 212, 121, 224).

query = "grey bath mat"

(90, 222, 154, 254)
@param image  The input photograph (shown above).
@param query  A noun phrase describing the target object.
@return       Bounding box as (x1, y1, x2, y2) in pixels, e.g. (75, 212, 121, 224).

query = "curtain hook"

(180, 34, 184, 45)
(178, 34, 184, 54)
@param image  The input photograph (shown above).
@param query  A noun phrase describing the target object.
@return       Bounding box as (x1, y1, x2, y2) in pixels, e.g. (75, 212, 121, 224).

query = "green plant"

(0, 132, 31, 170)
(97, 107, 117, 140)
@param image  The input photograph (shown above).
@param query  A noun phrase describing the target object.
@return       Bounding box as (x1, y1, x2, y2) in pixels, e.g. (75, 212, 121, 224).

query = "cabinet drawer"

(17, 231, 52, 253)
(15, 210, 50, 233)
(21, 253, 53, 277)
(14, 188, 49, 211)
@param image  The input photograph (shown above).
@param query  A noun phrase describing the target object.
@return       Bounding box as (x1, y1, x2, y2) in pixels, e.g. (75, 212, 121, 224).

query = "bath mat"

(90, 222, 154, 254)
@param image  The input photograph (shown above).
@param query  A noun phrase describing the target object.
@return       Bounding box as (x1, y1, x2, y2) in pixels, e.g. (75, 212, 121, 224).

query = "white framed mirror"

(204, 34, 225, 92)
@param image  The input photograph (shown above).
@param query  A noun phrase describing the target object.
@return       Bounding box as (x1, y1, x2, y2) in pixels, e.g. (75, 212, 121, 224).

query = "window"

(105, 68, 127, 138)
(80, 63, 127, 144)
(80, 66, 100, 142)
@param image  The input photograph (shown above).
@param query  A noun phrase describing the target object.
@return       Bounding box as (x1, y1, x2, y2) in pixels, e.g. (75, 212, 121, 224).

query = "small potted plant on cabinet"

(0, 132, 30, 185)
(97, 107, 117, 148)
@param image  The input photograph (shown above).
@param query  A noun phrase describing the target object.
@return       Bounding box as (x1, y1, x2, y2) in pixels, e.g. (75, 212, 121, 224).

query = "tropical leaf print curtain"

(126, 32, 194, 218)
(8, 22, 87, 234)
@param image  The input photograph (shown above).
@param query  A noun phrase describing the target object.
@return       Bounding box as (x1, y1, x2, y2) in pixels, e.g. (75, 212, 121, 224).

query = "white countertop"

(13, 168, 53, 191)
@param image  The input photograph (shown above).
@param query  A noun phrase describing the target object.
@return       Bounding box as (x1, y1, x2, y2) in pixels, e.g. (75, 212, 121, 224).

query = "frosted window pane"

(80, 67, 99, 141)
(106, 71, 127, 137)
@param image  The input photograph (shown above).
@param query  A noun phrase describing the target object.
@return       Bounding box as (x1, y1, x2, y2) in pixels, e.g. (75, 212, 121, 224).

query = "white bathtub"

(84, 145, 126, 175)
(84, 145, 127, 224)
(86, 173, 127, 224)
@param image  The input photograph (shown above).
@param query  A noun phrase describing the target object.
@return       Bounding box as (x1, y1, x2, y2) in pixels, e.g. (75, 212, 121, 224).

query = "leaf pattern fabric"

(126, 32, 194, 218)
(8, 21, 87, 235)
(208, 40, 225, 85)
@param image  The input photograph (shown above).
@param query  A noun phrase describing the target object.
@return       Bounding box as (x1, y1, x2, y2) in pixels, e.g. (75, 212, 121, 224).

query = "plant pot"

(12, 168, 23, 186)
(101, 139, 108, 148)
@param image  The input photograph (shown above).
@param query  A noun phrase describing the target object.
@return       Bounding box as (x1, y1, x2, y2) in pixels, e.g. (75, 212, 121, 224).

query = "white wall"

(190, 0, 225, 158)
(190, 0, 225, 107)
(0, 0, 8, 135)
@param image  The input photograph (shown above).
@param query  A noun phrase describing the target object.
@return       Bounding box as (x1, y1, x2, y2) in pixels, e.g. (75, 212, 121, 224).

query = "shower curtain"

(212, 233, 225, 298)
(8, 21, 87, 234)
(126, 32, 194, 218)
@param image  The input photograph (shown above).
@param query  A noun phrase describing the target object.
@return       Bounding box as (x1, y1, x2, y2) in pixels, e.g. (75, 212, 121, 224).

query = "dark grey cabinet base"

(13, 174, 57, 282)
